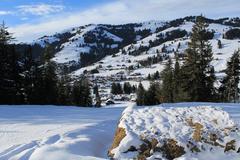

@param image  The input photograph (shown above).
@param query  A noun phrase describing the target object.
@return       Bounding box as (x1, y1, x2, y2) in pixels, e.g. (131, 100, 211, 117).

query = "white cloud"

(16, 4, 65, 16)
(9, 0, 240, 42)
(0, 11, 13, 15)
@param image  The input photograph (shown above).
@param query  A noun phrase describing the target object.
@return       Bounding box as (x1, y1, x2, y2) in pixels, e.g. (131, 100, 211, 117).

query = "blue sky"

(0, 0, 239, 42)
(0, 0, 114, 26)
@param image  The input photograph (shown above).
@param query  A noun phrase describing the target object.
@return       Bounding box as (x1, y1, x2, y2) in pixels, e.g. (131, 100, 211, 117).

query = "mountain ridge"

(24, 16, 240, 81)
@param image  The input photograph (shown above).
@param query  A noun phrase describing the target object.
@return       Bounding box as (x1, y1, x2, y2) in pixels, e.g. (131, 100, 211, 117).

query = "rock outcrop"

(108, 106, 240, 160)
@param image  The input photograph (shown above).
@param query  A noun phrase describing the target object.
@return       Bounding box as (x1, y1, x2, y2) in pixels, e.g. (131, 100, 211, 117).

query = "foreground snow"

(0, 103, 239, 160)
(0, 105, 127, 160)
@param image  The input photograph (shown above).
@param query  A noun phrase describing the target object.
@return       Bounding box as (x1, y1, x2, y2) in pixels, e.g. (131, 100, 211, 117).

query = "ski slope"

(0, 103, 239, 160)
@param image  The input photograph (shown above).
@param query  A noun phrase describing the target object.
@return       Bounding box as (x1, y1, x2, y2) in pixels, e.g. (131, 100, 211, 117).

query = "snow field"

(0, 103, 239, 160)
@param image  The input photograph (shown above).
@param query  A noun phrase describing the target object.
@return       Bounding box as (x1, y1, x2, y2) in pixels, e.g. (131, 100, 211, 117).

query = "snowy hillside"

(31, 17, 240, 73)
(0, 103, 239, 160)
(72, 21, 240, 78)
(32, 21, 166, 66)
(29, 16, 240, 103)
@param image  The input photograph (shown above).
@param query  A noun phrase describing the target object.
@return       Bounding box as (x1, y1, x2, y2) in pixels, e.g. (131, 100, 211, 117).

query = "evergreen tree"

(182, 16, 216, 102)
(132, 85, 137, 93)
(93, 84, 101, 107)
(30, 46, 58, 104)
(57, 74, 72, 105)
(28, 61, 44, 104)
(111, 82, 123, 95)
(147, 74, 152, 80)
(111, 83, 117, 95)
(153, 71, 160, 80)
(42, 46, 58, 104)
(22, 46, 36, 104)
(173, 55, 183, 102)
(0, 21, 14, 44)
(117, 83, 123, 94)
(144, 82, 161, 105)
(0, 22, 23, 104)
(72, 77, 92, 107)
(136, 83, 145, 106)
(218, 40, 222, 49)
(80, 78, 92, 107)
(161, 58, 174, 102)
(123, 82, 132, 94)
(219, 50, 240, 102)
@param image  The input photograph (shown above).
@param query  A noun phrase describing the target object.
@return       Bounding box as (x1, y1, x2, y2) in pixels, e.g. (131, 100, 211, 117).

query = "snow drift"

(109, 105, 240, 160)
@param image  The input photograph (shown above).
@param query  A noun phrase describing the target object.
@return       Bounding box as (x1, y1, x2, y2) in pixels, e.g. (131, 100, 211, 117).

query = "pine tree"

(153, 71, 160, 80)
(93, 84, 101, 107)
(30, 46, 58, 104)
(161, 58, 174, 102)
(0, 22, 23, 104)
(173, 55, 183, 102)
(144, 82, 161, 105)
(28, 61, 45, 104)
(117, 83, 123, 94)
(218, 40, 222, 49)
(111, 83, 117, 95)
(111, 83, 123, 95)
(72, 77, 92, 107)
(182, 16, 216, 102)
(42, 46, 58, 104)
(123, 82, 132, 94)
(72, 80, 82, 106)
(57, 74, 72, 105)
(81, 78, 92, 107)
(147, 74, 151, 80)
(22, 46, 36, 104)
(219, 50, 240, 102)
(0, 21, 14, 44)
(136, 82, 145, 106)
(132, 85, 137, 93)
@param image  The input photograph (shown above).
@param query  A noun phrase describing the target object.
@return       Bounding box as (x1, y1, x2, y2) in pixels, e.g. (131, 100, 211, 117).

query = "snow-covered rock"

(109, 105, 240, 160)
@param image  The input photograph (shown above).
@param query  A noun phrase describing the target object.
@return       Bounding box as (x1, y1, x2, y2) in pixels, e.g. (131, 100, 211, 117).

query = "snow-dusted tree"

(93, 84, 101, 107)
(123, 82, 132, 94)
(144, 82, 161, 105)
(218, 40, 222, 49)
(161, 58, 174, 102)
(182, 16, 216, 102)
(57, 73, 72, 105)
(219, 50, 240, 102)
(172, 55, 187, 102)
(72, 77, 92, 107)
(0, 21, 14, 44)
(29, 46, 58, 104)
(136, 82, 145, 106)
(0, 22, 23, 104)
(111, 82, 123, 95)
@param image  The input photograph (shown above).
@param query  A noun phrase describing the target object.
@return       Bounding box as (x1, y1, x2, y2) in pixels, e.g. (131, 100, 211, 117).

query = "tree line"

(0, 22, 93, 107)
(136, 16, 240, 105)
(111, 82, 137, 95)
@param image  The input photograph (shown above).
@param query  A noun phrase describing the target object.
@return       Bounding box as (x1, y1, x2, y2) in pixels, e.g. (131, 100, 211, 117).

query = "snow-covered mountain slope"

(0, 103, 239, 160)
(30, 16, 240, 94)
(33, 20, 166, 65)
(72, 21, 240, 78)
(52, 25, 97, 63)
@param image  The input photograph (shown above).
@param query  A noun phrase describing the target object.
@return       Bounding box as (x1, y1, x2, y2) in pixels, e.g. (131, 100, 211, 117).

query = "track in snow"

(0, 103, 239, 160)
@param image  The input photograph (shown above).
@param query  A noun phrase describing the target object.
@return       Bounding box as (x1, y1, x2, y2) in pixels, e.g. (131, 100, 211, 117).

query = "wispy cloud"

(0, 11, 13, 15)
(16, 4, 65, 16)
